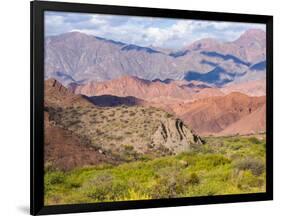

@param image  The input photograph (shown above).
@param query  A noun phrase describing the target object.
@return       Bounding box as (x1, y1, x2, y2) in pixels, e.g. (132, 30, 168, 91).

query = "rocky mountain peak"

(234, 28, 266, 47)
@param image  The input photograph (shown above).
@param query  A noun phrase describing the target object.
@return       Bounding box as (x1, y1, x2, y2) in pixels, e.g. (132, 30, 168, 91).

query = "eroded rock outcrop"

(151, 118, 202, 154)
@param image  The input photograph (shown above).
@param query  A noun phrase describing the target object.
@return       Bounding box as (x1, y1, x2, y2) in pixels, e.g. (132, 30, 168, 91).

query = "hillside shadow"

(87, 94, 144, 107)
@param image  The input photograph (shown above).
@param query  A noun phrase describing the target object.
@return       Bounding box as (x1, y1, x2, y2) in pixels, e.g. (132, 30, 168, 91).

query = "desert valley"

(44, 28, 267, 204)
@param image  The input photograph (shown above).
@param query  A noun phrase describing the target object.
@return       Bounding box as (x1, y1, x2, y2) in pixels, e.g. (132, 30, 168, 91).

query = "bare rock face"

(151, 118, 202, 154)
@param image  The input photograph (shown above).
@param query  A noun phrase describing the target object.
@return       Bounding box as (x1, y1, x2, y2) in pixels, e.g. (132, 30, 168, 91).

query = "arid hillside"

(44, 79, 202, 170)
(44, 111, 116, 171)
(176, 92, 266, 135)
(44, 78, 92, 108)
(218, 104, 266, 136)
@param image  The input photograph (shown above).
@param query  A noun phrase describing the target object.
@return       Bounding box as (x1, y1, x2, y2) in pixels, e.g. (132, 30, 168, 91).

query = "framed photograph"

(31, 1, 273, 215)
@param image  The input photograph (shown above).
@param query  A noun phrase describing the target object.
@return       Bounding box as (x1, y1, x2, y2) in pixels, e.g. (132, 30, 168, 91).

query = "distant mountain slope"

(232, 61, 266, 83)
(45, 29, 266, 86)
(185, 29, 266, 62)
(218, 104, 266, 136)
(177, 92, 266, 135)
(73, 75, 230, 105)
(74, 75, 194, 104)
(45, 32, 181, 83)
(233, 29, 266, 62)
(222, 79, 266, 96)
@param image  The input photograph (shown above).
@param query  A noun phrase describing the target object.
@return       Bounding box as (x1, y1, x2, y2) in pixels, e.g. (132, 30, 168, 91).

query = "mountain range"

(45, 28, 266, 139)
(70, 75, 265, 136)
(73, 75, 265, 103)
(45, 29, 266, 87)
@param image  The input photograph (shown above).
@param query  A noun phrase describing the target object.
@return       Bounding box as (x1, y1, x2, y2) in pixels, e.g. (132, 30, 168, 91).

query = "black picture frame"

(30, 1, 273, 215)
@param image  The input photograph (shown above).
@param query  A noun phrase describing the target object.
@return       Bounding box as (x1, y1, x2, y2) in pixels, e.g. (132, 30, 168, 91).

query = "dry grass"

(47, 105, 176, 156)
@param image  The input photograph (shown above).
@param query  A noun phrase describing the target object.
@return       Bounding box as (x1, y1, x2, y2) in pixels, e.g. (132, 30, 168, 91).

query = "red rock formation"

(74, 75, 194, 104)
(44, 78, 92, 108)
(178, 92, 265, 135)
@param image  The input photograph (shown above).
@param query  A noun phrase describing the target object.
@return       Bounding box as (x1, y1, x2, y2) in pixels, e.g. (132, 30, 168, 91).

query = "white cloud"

(89, 15, 108, 25)
(45, 15, 64, 26)
(45, 12, 266, 49)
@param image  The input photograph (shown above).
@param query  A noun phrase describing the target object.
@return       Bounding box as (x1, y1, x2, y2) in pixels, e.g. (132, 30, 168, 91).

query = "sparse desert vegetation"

(46, 104, 200, 158)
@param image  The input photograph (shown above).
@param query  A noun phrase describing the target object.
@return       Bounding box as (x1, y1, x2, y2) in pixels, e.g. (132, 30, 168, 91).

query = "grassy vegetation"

(44, 135, 266, 205)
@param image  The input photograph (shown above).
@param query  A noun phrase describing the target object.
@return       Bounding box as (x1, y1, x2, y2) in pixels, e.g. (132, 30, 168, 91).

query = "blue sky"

(45, 11, 265, 49)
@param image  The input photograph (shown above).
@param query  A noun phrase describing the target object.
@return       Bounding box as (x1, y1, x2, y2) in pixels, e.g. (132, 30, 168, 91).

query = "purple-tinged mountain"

(45, 29, 266, 86)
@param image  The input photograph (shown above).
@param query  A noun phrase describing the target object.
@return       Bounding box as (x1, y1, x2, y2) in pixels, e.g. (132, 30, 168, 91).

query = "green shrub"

(86, 174, 113, 201)
(108, 112, 115, 117)
(235, 157, 264, 176)
(248, 137, 262, 144)
(119, 145, 140, 162)
(151, 170, 179, 199)
(85, 173, 129, 201)
(45, 171, 66, 185)
(231, 137, 241, 142)
(67, 120, 81, 127)
(165, 113, 173, 118)
(151, 167, 200, 199)
(237, 171, 264, 190)
(125, 131, 133, 135)
(196, 154, 231, 169)
(188, 173, 200, 185)
(95, 129, 103, 135)
(123, 145, 134, 151)
(44, 171, 67, 193)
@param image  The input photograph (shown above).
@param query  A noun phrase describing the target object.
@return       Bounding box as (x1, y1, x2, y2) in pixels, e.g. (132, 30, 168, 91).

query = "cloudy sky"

(45, 11, 265, 49)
